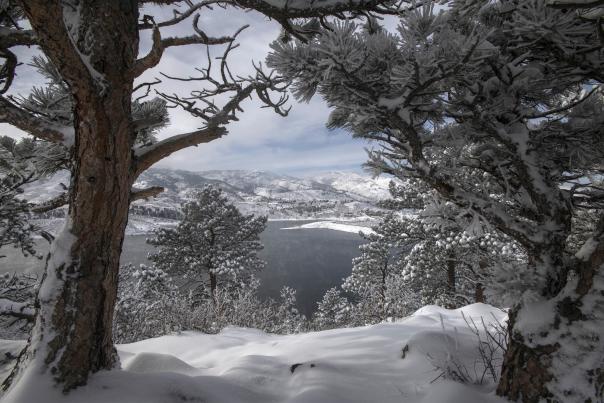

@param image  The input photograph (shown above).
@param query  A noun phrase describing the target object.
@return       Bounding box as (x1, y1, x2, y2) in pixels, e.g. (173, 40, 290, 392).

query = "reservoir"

(0, 220, 365, 316)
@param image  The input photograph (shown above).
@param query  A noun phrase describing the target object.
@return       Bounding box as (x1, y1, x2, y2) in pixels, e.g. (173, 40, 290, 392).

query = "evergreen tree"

(268, 2, 604, 399)
(0, 135, 64, 258)
(148, 185, 267, 303)
(1, 0, 398, 390)
(343, 213, 410, 320)
(313, 287, 351, 330)
(113, 264, 184, 344)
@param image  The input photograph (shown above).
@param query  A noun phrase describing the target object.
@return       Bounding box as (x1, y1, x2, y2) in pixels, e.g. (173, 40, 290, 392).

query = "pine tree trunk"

(497, 248, 604, 402)
(2, 0, 140, 395)
(446, 253, 456, 308)
(210, 271, 217, 305)
(474, 282, 485, 303)
(475, 259, 486, 303)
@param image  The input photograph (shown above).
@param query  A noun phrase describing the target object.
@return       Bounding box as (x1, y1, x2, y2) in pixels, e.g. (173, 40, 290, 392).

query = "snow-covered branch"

(30, 192, 69, 214)
(234, 0, 402, 18)
(0, 298, 34, 322)
(0, 96, 73, 145)
(130, 186, 165, 201)
(134, 126, 227, 175)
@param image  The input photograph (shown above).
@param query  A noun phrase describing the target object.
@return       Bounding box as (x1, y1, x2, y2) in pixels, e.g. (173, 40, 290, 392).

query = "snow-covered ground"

(282, 220, 376, 235)
(3, 304, 507, 403)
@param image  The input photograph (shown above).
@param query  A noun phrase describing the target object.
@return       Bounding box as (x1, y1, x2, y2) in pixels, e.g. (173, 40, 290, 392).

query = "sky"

(1, 4, 384, 177)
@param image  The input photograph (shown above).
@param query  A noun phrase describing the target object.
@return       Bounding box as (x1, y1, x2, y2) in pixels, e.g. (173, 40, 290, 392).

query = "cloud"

(139, 6, 372, 175)
(2, 5, 379, 176)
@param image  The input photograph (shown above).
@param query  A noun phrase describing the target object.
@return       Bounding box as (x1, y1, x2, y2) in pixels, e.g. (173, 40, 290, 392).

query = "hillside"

(23, 169, 393, 233)
(2, 304, 507, 403)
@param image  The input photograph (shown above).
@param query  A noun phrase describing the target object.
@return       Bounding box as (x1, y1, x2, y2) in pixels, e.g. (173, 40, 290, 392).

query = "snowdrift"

(2, 304, 508, 403)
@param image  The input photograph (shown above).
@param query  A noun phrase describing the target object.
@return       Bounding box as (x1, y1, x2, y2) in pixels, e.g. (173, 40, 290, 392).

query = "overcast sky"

(1, 5, 382, 177)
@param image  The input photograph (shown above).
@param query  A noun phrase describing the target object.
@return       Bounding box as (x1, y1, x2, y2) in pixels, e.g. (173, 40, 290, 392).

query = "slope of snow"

(282, 220, 376, 235)
(314, 171, 393, 200)
(3, 304, 507, 403)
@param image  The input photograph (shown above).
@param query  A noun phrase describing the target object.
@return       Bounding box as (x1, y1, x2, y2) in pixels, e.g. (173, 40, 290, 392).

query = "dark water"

(0, 221, 364, 316)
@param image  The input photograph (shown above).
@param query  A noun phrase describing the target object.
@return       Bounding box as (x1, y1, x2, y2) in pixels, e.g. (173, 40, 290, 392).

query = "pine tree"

(148, 185, 267, 304)
(268, 2, 604, 400)
(343, 213, 410, 321)
(313, 287, 351, 330)
(0, 135, 64, 257)
(113, 263, 183, 344)
(1, 1, 403, 390)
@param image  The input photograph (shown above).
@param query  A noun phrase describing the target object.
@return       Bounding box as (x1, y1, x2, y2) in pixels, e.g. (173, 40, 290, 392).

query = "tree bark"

(497, 245, 604, 402)
(475, 258, 486, 303)
(446, 253, 456, 308)
(2, 0, 140, 394)
(210, 271, 217, 304)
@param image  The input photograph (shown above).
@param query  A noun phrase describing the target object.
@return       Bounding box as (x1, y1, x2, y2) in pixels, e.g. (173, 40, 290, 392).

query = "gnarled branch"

(133, 15, 239, 77)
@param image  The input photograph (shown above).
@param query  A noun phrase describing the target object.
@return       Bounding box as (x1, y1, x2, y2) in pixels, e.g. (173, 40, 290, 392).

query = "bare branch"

(139, 1, 225, 30)
(133, 15, 241, 77)
(133, 78, 162, 102)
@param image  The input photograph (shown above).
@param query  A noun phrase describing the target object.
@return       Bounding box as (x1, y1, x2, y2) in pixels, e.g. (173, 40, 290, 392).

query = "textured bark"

(475, 259, 486, 303)
(497, 243, 603, 402)
(3, 0, 141, 393)
(445, 253, 456, 309)
(210, 271, 218, 306)
(497, 308, 557, 402)
(474, 282, 484, 303)
(446, 254, 455, 293)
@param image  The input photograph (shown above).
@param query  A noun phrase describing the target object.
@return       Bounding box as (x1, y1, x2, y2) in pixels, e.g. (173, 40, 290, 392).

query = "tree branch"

(0, 96, 73, 145)
(30, 192, 69, 214)
(234, 0, 400, 18)
(547, 0, 604, 8)
(130, 186, 165, 201)
(0, 28, 37, 48)
(0, 299, 34, 322)
(139, 1, 225, 29)
(134, 126, 227, 175)
(133, 15, 239, 77)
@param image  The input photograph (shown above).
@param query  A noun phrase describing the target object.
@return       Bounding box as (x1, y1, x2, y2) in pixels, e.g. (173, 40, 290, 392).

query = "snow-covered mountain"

(313, 171, 393, 200)
(134, 169, 393, 203)
(24, 168, 393, 222)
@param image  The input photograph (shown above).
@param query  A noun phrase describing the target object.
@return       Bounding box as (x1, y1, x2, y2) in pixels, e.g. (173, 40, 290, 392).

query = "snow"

(575, 237, 598, 261)
(0, 299, 34, 317)
(2, 304, 507, 403)
(282, 220, 375, 235)
(25, 169, 390, 228)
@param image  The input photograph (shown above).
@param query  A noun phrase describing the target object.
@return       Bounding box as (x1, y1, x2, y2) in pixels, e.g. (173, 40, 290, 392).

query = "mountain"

(23, 169, 393, 227)
(133, 169, 390, 203)
(313, 171, 393, 200)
